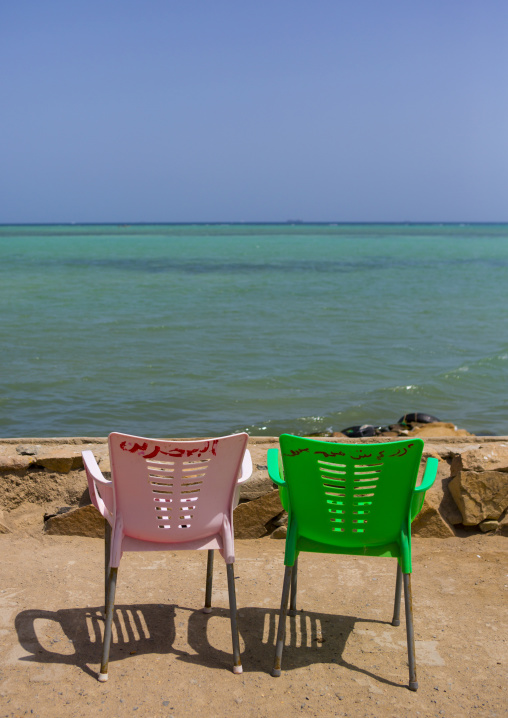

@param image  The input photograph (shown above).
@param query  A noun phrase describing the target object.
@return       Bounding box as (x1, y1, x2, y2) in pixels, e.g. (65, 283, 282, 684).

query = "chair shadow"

(184, 606, 404, 688)
(15, 604, 180, 679)
(15, 604, 404, 687)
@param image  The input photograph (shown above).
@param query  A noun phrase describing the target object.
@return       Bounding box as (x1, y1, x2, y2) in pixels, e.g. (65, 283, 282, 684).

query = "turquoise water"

(0, 223, 507, 437)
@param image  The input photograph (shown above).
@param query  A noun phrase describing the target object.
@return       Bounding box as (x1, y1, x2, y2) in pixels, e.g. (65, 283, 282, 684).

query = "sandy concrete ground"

(0, 534, 506, 718)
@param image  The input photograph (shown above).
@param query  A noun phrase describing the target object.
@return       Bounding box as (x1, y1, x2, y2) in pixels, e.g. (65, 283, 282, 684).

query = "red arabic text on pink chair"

(82, 432, 252, 681)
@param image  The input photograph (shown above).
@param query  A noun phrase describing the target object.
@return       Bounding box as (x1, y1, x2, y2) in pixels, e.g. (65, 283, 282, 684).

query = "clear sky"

(1, 0, 507, 223)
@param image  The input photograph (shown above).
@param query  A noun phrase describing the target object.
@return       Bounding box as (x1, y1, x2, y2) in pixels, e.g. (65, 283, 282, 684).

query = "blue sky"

(1, 0, 507, 223)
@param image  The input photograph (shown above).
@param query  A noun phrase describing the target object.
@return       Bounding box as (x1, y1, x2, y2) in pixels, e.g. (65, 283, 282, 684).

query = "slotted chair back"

(278, 435, 424, 569)
(109, 432, 247, 547)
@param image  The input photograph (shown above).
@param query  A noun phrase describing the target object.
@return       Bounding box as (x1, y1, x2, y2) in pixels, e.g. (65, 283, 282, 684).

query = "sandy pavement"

(0, 534, 506, 718)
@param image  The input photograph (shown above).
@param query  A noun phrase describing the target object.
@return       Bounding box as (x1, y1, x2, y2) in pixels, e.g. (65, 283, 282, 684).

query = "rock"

(398, 413, 440, 425)
(233, 490, 283, 539)
(411, 495, 456, 538)
(0, 469, 87, 510)
(439, 478, 464, 525)
(272, 511, 288, 527)
(0, 446, 36, 472)
(450, 444, 508, 474)
(449, 471, 508, 525)
(44, 506, 74, 521)
(416, 458, 462, 526)
(498, 513, 508, 537)
(239, 465, 274, 501)
(340, 425, 377, 438)
(16, 444, 41, 456)
(408, 422, 472, 438)
(35, 448, 84, 473)
(44, 504, 106, 537)
(79, 487, 92, 507)
(270, 525, 287, 539)
(479, 520, 499, 533)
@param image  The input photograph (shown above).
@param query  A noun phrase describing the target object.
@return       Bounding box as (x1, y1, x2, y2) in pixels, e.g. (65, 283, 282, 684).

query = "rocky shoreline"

(1, 427, 507, 540)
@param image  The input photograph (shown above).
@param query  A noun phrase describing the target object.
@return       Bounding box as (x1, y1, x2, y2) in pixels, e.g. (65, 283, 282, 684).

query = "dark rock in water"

(398, 413, 440, 425)
(340, 424, 377, 438)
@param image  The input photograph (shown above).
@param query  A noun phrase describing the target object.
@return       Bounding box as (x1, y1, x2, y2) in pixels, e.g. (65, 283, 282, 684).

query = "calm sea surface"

(0, 223, 507, 438)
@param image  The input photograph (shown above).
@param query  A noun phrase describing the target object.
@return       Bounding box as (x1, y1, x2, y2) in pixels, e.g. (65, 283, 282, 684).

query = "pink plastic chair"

(82, 431, 252, 682)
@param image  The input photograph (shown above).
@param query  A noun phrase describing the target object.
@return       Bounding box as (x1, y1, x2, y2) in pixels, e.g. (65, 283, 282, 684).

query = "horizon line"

(1, 220, 507, 227)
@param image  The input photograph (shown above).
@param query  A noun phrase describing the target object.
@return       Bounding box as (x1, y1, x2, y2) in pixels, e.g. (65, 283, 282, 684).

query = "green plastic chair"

(268, 434, 438, 691)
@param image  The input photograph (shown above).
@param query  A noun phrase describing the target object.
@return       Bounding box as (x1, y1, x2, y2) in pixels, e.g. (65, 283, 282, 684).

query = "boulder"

(44, 504, 106, 537)
(417, 457, 462, 526)
(239, 465, 274, 501)
(0, 446, 36, 472)
(449, 471, 508, 525)
(408, 422, 472, 438)
(479, 520, 499, 533)
(233, 490, 283, 539)
(411, 494, 456, 538)
(450, 444, 508, 475)
(0, 470, 87, 510)
(270, 525, 287, 539)
(35, 448, 84, 473)
(498, 513, 508, 537)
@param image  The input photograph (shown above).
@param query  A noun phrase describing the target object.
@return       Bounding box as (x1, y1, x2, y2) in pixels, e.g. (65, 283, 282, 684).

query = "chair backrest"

(279, 435, 424, 548)
(108, 432, 249, 544)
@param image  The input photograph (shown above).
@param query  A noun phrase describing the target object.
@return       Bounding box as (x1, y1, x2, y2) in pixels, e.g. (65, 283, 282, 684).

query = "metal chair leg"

(203, 550, 214, 613)
(392, 562, 402, 626)
(226, 563, 242, 674)
(403, 573, 418, 691)
(288, 556, 298, 616)
(271, 565, 293, 677)
(98, 566, 118, 682)
(104, 520, 112, 615)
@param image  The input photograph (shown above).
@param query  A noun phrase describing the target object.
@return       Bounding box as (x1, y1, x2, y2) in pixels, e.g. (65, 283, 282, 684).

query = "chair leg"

(271, 565, 293, 677)
(98, 567, 118, 682)
(203, 550, 214, 613)
(403, 573, 418, 691)
(392, 562, 402, 626)
(289, 556, 298, 616)
(226, 563, 242, 674)
(104, 520, 112, 615)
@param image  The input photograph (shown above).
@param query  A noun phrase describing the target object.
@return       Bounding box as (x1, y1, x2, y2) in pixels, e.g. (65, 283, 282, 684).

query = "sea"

(0, 223, 507, 438)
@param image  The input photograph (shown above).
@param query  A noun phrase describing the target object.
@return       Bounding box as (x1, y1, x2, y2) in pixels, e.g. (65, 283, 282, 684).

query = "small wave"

(385, 385, 420, 393)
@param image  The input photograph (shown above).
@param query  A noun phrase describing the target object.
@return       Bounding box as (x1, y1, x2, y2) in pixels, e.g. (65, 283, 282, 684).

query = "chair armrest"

(267, 448, 285, 486)
(237, 449, 253, 484)
(268, 448, 290, 511)
(411, 457, 439, 522)
(82, 450, 114, 521)
(414, 457, 439, 493)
